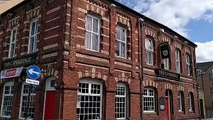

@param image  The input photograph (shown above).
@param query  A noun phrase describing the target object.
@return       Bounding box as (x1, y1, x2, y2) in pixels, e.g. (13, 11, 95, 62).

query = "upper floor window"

(145, 38, 154, 65)
(8, 28, 17, 58)
(116, 26, 127, 58)
(77, 79, 102, 120)
(175, 49, 181, 73)
(28, 19, 38, 53)
(115, 83, 129, 119)
(143, 87, 156, 112)
(86, 15, 100, 51)
(186, 54, 191, 76)
(164, 58, 170, 70)
(1, 82, 14, 118)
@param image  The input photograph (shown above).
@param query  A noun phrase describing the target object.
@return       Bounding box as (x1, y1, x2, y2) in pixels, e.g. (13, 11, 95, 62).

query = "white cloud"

(203, 14, 213, 23)
(195, 41, 213, 62)
(119, 0, 213, 37)
(118, 0, 213, 62)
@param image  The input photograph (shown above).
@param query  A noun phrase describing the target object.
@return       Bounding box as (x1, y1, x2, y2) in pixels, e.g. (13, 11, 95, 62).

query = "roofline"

(0, 0, 28, 17)
(110, 0, 197, 47)
(196, 61, 213, 72)
(0, 0, 197, 47)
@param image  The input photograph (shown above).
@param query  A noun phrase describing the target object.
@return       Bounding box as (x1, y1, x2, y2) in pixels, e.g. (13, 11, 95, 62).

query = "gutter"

(138, 17, 144, 120)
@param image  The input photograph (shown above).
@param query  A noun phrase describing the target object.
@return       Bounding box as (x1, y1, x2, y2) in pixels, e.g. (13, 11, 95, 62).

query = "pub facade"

(0, 0, 199, 120)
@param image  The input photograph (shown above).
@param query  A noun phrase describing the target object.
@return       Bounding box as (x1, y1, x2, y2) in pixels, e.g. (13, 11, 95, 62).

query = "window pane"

(2, 83, 13, 117)
(92, 34, 99, 51)
(29, 20, 38, 53)
(86, 32, 91, 49)
(115, 84, 127, 118)
(116, 26, 126, 58)
(86, 16, 92, 31)
(143, 88, 155, 112)
(116, 27, 121, 40)
(93, 18, 99, 33)
(77, 82, 102, 120)
(31, 22, 36, 35)
(121, 42, 126, 57)
(121, 28, 126, 42)
(85, 15, 100, 51)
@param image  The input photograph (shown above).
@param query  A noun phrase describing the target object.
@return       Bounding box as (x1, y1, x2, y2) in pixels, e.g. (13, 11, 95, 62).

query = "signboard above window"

(1, 53, 36, 69)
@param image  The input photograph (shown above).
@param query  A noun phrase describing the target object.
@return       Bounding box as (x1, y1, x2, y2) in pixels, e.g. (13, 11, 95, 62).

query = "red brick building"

(0, 0, 198, 120)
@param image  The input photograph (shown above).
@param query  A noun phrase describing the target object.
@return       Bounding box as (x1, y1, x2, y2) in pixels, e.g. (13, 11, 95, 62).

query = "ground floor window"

(19, 83, 36, 119)
(77, 79, 102, 120)
(1, 82, 14, 118)
(178, 91, 184, 112)
(188, 92, 194, 112)
(115, 83, 128, 119)
(143, 87, 156, 112)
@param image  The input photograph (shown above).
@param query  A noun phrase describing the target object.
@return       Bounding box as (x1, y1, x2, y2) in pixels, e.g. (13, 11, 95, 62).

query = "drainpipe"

(138, 18, 144, 120)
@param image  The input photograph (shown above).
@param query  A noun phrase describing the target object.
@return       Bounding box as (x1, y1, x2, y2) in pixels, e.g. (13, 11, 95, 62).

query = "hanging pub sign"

(160, 43, 170, 59)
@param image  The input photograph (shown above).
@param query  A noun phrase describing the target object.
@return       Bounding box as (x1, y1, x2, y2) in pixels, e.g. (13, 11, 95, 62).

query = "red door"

(44, 91, 56, 120)
(165, 97, 169, 120)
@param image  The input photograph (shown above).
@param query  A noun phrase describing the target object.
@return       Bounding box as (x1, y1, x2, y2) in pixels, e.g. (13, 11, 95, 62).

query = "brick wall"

(0, 0, 198, 120)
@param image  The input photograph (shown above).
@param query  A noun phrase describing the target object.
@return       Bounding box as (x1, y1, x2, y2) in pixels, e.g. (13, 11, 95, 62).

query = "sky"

(117, 0, 213, 63)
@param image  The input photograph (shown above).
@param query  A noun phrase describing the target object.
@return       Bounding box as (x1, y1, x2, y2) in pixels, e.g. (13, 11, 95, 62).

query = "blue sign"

(26, 65, 41, 79)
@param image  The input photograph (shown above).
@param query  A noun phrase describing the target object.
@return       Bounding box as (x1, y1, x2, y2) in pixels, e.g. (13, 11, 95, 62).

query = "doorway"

(165, 89, 173, 120)
(43, 76, 56, 120)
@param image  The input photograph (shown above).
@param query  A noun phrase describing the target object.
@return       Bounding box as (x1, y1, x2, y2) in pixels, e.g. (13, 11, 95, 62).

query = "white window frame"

(116, 26, 127, 58)
(1, 82, 14, 118)
(164, 58, 170, 70)
(143, 88, 155, 112)
(8, 28, 17, 58)
(186, 54, 191, 76)
(115, 83, 128, 119)
(188, 93, 193, 112)
(178, 91, 184, 112)
(77, 79, 102, 120)
(19, 83, 36, 119)
(145, 38, 154, 65)
(85, 15, 100, 52)
(28, 18, 38, 53)
(175, 49, 181, 73)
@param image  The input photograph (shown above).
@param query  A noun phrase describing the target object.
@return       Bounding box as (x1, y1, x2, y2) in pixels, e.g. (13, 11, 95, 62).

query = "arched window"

(175, 49, 181, 73)
(143, 87, 156, 112)
(76, 78, 102, 120)
(19, 83, 36, 119)
(115, 83, 129, 119)
(145, 37, 154, 65)
(186, 54, 191, 76)
(188, 92, 194, 112)
(1, 82, 14, 118)
(178, 91, 185, 112)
